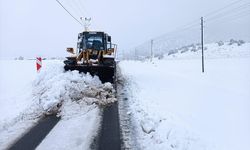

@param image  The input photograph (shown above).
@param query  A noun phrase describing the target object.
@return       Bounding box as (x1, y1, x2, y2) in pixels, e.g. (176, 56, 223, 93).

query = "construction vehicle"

(64, 31, 117, 83)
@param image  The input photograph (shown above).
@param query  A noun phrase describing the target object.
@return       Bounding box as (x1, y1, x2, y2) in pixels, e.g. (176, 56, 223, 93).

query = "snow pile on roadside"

(32, 63, 116, 116)
(165, 41, 250, 59)
(135, 108, 208, 150)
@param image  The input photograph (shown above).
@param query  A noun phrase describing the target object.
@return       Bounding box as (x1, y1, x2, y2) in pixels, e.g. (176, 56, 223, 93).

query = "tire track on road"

(8, 115, 60, 150)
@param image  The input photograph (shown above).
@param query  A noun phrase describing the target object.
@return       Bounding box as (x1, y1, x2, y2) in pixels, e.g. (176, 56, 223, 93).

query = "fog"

(0, 0, 249, 59)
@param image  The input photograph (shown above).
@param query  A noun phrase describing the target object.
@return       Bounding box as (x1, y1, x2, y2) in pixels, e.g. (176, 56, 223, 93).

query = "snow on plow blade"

(64, 65, 115, 83)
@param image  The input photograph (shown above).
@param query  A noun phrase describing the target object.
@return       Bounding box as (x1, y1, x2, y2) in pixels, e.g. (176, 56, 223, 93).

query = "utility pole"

(150, 39, 154, 62)
(201, 17, 205, 73)
(135, 48, 137, 60)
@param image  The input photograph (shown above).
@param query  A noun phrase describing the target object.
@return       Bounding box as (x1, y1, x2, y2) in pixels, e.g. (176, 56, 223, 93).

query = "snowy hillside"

(118, 42, 250, 150)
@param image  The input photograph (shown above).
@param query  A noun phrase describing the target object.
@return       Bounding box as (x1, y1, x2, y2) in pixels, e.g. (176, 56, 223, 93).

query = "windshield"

(85, 34, 104, 50)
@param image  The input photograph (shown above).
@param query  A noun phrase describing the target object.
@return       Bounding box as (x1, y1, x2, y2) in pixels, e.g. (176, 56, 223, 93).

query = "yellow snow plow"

(64, 31, 117, 83)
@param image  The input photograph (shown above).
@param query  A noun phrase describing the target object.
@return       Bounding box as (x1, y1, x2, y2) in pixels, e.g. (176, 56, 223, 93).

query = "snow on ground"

(0, 60, 41, 149)
(119, 42, 250, 150)
(165, 41, 250, 59)
(0, 60, 37, 123)
(0, 59, 116, 149)
(36, 108, 100, 150)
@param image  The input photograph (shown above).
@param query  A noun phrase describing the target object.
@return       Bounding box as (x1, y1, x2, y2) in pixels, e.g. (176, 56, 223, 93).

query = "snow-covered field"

(0, 41, 249, 150)
(0, 60, 116, 149)
(119, 42, 250, 150)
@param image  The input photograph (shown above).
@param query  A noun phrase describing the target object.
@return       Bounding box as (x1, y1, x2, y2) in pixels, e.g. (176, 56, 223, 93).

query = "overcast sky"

(0, 0, 249, 59)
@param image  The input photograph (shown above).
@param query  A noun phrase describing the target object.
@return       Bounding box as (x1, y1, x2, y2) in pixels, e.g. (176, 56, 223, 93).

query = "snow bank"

(33, 62, 116, 116)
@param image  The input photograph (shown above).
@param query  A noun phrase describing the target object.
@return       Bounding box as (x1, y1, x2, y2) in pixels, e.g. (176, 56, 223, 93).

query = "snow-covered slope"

(165, 41, 250, 59)
(119, 42, 250, 150)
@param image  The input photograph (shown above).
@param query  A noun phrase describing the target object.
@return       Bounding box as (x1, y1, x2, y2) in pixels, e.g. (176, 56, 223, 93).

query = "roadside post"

(36, 57, 42, 73)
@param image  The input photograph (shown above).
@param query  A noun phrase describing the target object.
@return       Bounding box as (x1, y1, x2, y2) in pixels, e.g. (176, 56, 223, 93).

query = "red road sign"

(36, 57, 42, 72)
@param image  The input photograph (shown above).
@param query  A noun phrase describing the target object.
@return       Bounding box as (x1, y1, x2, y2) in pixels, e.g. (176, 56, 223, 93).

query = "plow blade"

(64, 65, 115, 83)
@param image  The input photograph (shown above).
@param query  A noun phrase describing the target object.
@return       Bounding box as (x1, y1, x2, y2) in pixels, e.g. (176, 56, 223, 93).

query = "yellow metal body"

(67, 46, 116, 65)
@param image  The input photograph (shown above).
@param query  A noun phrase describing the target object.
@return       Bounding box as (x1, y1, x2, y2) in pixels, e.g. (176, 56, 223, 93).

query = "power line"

(152, 20, 200, 41)
(70, 0, 86, 17)
(135, 26, 201, 51)
(206, 8, 250, 25)
(156, 24, 200, 41)
(61, 0, 83, 21)
(59, 0, 81, 20)
(154, 0, 248, 42)
(76, 0, 89, 15)
(132, 0, 250, 56)
(72, 0, 102, 30)
(206, 3, 250, 21)
(232, 10, 250, 19)
(56, 0, 83, 26)
(132, 22, 200, 52)
(206, 13, 250, 29)
(204, 0, 247, 17)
